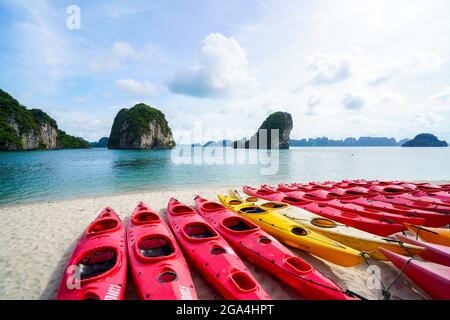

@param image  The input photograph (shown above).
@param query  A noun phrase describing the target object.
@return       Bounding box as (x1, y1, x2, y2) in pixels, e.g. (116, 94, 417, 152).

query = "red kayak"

(272, 188, 426, 226)
(379, 248, 450, 300)
(398, 192, 450, 209)
(350, 196, 450, 227)
(375, 194, 450, 214)
(127, 202, 197, 300)
(396, 235, 450, 267)
(244, 186, 404, 237)
(194, 196, 358, 300)
(368, 185, 408, 195)
(323, 199, 426, 226)
(413, 191, 450, 203)
(57, 208, 127, 300)
(413, 182, 450, 192)
(166, 198, 271, 300)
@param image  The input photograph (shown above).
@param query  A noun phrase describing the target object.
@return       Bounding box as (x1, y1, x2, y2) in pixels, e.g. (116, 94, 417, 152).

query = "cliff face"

(402, 133, 448, 147)
(108, 103, 176, 150)
(234, 111, 293, 149)
(0, 89, 89, 151)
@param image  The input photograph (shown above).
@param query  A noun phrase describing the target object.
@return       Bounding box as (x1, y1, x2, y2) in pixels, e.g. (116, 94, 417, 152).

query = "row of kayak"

(236, 181, 450, 300)
(56, 182, 450, 300)
(57, 197, 362, 300)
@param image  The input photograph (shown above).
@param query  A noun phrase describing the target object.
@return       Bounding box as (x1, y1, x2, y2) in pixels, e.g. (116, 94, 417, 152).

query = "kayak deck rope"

(238, 241, 368, 300)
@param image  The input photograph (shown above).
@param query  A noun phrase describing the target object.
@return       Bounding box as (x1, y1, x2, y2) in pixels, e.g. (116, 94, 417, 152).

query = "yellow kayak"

(405, 223, 450, 247)
(218, 194, 364, 267)
(232, 193, 424, 261)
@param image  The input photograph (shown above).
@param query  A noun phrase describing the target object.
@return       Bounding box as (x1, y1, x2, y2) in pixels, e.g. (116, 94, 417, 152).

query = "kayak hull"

(379, 248, 450, 300)
(396, 235, 450, 267)
(57, 208, 127, 300)
(219, 193, 364, 267)
(195, 196, 357, 300)
(167, 198, 270, 300)
(127, 202, 197, 300)
(405, 223, 450, 247)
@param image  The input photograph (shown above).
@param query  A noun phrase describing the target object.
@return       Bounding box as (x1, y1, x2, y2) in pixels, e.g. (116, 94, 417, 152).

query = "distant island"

(233, 112, 293, 149)
(90, 137, 109, 148)
(402, 133, 448, 147)
(0, 89, 89, 151)
(290, 136, 410, 147)
(108, 103, 176, 150)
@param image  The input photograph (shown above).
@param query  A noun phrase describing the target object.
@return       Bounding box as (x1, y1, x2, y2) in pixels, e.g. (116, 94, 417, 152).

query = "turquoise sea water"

(1, 147, 449, 205)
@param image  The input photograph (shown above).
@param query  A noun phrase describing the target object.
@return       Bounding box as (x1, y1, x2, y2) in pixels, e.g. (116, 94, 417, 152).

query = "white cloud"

(169, 33, 256, 97)
(341, 89, 369, 110)
(368, 53, 445, 86)
(429, 87, 450, 105)
(115, 79, 157, 96)
(305, 93, 321, 115)
(90, 42, 135, 72)
(307, 53, 352, 85)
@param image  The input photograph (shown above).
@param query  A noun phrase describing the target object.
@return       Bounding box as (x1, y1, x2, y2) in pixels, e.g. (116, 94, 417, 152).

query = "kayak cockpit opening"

(171, 205, 196, 216)
(77, 248, 117, 280)
(285, 256, 313, 274)
(245, 197, 259, 203)
(229, 200, 243, 206)
(239, 206, 266, 214)
(291, 227, 308, 236)
(311, 218, 337, 228)
(87, 219, 119, 235)
(283, 196, 308, 205)
(210, 245, 227, 255)
(260, 202, 288, 209)
(230, 272, 257, 292)
(201, 202, 226, 212)
(158, 270, 178, 283)
(222, 217, 258, 232)
(258, 236, 272, 244)
(184, 223, 218, 240)
(138, 236, 174, 258)
(132, 211, 160, 224)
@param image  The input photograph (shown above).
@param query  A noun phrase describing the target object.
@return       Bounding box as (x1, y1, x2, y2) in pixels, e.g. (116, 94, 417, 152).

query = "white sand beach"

(0, 185, 441, 300)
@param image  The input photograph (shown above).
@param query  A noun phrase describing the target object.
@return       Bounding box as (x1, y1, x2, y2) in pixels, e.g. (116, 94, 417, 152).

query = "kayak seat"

(261, 202, 288, 209)
(171, 205, 196, 215)
(239, 206, 266, 214)
(291, 227, 308, 236)
(77, 249, 117, 280)
(184, 223, 217, 239)
(201, 202, 226, 212)
(139, 237, 174, 258)
(223, 217, 257, 232)
(88, 219, 119, 234)
(133, 211, 160, 224)
(230, 272, 257, 292)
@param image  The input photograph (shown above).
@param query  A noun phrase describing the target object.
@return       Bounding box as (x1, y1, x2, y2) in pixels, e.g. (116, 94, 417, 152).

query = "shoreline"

(1, 180, 449, 209)
(1, 184, 444, 300)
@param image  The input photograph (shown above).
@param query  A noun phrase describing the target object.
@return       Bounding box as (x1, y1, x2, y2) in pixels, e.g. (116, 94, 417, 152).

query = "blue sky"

(1, 0, 449, 143)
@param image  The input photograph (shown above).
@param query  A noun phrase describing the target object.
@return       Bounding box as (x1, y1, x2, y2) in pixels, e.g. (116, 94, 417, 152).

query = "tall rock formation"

(234, 111, 293, 149)
(108, 103, 176, 149)
(0, 89, 89, 150)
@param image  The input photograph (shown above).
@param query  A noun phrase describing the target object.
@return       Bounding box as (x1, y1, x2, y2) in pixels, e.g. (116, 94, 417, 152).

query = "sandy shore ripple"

(0, 186, 434, 300)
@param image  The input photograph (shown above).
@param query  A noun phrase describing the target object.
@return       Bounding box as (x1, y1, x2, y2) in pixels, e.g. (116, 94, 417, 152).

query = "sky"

(0, 0, 449, 143)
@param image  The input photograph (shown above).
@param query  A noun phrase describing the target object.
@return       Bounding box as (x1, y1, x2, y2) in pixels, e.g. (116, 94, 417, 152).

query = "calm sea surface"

(1, 147, 449, 205)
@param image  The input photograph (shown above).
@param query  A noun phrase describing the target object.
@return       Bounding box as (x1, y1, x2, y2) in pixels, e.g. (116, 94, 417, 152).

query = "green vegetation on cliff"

(0, 89, 90, 150)
(108, 103, 175, 149)
(57, 130, 90, 149)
